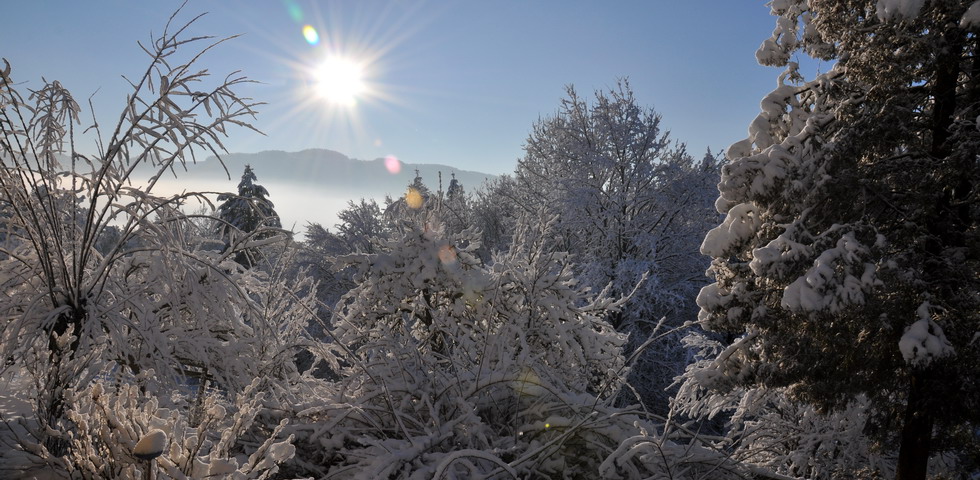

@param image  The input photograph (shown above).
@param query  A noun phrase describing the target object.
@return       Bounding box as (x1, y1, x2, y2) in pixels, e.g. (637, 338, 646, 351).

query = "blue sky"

(1, 1, 821, 176)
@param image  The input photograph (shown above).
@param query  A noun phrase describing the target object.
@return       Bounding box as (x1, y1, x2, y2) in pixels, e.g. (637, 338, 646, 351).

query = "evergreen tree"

(443, 172, 470, 236)
(216, 164, 282, 268)
(446, 172, 464, 201)
(696, 2, 980, 478)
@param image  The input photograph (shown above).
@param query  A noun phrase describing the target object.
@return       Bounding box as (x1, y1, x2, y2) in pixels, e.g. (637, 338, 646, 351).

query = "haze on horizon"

(147, 149, 495, 231)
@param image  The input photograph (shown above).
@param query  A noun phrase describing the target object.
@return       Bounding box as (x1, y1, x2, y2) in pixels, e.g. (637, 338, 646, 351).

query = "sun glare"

(313, 56, 366, 107)
(262, 0, 421, 151)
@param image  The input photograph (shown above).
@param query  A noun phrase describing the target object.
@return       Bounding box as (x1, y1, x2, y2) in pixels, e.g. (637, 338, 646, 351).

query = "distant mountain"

(154, 148, 494, 197)
(144, 149, 497, 231)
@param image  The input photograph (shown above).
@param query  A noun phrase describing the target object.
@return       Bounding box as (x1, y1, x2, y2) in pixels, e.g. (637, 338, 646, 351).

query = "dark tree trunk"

(895, 19, 963, 480)
(43, 303, 86, 456)
(928, 4, 963, 158)
(895, 371, 934, 480)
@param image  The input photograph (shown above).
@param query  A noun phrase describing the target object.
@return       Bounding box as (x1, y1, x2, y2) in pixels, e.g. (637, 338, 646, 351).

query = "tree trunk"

(895, 371, 934, 480)
(895, 24, 963, 479)
(43, 304, 86, 456)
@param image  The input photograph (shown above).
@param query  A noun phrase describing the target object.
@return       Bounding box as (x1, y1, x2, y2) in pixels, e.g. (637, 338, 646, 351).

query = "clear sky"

(1, 1, 821, 176)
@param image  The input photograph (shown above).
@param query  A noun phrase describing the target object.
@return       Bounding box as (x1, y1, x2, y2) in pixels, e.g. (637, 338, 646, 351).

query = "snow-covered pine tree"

(696, 1, 980, 478)
(216, 164, 283, 268)
(443, 172, 471, 236)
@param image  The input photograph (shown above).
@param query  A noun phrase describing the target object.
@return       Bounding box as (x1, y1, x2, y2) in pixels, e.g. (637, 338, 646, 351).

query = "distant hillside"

(153, 148, 493, 197)
(143, 149, 497, 231)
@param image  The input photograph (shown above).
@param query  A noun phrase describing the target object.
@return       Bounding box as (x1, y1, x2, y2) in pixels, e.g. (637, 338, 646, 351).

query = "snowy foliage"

(876, 0, 927, 21)
(330, 212, 627, 400)
(52, 379, 295, 479)
(962, 1, 980, 27)
(672, 331, 897, 479)
(334, 198, 388, 254)
(216, 164, 284, 268)
(274, 213, 749, 478)
(898, 302, 955, 367)
(696, 0, 980, 476)
(469, 175, 522, 260)
(8, 2, 979, 478)
(514, 81, 720, 412)
(382, 169, 436, 228)
(217, 165, 281, 233)
(442, 172, 470, 236)
(673, 330, 969, 479)
(0, 9, 325, 477)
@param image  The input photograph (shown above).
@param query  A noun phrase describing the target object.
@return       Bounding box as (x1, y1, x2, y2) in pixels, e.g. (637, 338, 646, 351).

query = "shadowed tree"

(215, 164, 282, 268)
(695, 2, 980, 478)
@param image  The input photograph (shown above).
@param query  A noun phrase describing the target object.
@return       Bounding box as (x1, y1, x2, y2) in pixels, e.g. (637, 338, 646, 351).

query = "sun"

(312, 56, 366, 107)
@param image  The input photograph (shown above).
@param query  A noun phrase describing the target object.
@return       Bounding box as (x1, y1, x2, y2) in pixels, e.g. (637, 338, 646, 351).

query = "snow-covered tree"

(333, 198, 387, 254)
(672, 331, 901, 479)
(514, 81, 720, 412)
(695, 1, 980, 478)
(216, 164, 283, 268)
(297, 222, 352, 295)
(441, 172, 471, 236)
(469, 175, 521, 261)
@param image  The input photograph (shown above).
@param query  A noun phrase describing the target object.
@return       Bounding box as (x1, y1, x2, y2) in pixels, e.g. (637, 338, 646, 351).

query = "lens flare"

(438, 245, 457, 265)
(405, 187, 424, 209)
(513, 367, 544, 397)
(302, 25, 319, 45)
(384, 155, 401, 174)
(284, 0, 304, 22)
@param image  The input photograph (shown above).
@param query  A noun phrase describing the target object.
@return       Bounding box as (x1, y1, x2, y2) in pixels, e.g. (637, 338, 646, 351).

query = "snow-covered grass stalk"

(53, 378, 295, 479)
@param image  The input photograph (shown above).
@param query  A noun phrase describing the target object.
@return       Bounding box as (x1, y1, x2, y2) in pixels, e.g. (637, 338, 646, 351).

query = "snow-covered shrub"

(55, 379, 295, 479)
(279, 212, 746, 479)
(0, 8, 328, 474)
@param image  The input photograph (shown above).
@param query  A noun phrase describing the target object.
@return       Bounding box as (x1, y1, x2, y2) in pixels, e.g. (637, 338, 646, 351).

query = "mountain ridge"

(160, 148, 495, 197)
